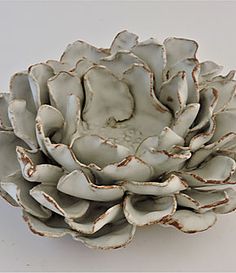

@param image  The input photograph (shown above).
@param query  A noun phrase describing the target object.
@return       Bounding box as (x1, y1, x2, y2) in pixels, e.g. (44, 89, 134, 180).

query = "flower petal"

(82, 65, 134, 126)
(57, 170, 124, 201)
(166, 59, 200, 104)
(35, 105, 64, 155)
(178, 155, 236, 187)
(0, 131, 26, 179)
(209, 79, 236, 113)
(0, 93, 12, 130)
(23, 211, 77, 238)
(132, 38, 165, 94)
(72, 135, 131, 168)
(137, 145, 191, 177)
(73, 58, 94, 78)
(60, 40, 107, 68)
(188, 132, 236, 167)
(199, 61, 223, 82)
(190, 88, 218, 132)
(164, 37, 198, 67)
(92, 156, 154, 182)
(48, 71, 84, 117)
(10, 72, 36, 113)
(110, 30, 138, 54)
(66, 203, 123, 234)
(124, 194, 176, 226)
(1, 171, 51, 219)
(188, 117, 216, 152)
(123, 64, 172, 136)
(172, 103, 200, 137)
(122, 174, 188, 195)
(62, 95, 81, 145)
(210, 109, 236, 143)
(8, 100, 38, 149)
(214, 188, 236, 214)
(176, 189, 229, 211)
(28, 63, 54, 108)
(30, 184, 89, 219)
(46, 60, 71, 74)
(76, 220, 136, 250)
(16, 146, 64, 184)
(159, 71, 188, 117)
(100, 51, 143, 79)
(164, 210, 217, 233)
(158, 127, 184, 150)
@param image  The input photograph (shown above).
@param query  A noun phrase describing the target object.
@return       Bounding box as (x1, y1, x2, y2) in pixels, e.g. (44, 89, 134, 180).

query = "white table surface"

(0, 1, 236, 272)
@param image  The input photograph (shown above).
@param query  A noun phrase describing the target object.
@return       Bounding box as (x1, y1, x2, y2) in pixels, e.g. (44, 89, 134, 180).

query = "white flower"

(1, 30, 236, 249)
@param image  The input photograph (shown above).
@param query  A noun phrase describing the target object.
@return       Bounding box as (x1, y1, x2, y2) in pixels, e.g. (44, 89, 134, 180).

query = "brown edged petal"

(110, 30, 138, 54)
(163, 210, 217, 233)
(124, 194, 176, 226)
(57, 170, 124, 202)
(1, 171, 51, 219)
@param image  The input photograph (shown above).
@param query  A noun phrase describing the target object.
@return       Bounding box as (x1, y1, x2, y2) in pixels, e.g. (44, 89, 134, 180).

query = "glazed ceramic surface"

(1, 30, 236, 249)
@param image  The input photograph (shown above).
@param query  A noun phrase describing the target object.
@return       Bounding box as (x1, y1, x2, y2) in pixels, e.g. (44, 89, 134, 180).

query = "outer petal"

(164, 37, 198, 67)
(28, 63, 54, 108)
(0, 131, 26, 179)
(208, 79, 236, 113)
(122, 174, 188, 195)
(76, 220, 136, 250)
(8, 100, 38, 149)
(1, 171, 51, 219)
(57, 170, 124, 201)
(72, 135, 131, 168)
(66, 203, 123, 234)
(163, 210, 217, 233)
(188, 132, 236, 167)
(46, 60, 71, 74)
(73, 58, 94, 78)
(110, 30, 138, 54)
(178, 155, 236, 187)
(30, 184, 89, 219)
(48, 71, 84, 117)
(132, 38, 165, 94)
(214, 188, 236, 214)
(0, 93, 12, 130)
(23, 211, 77, 238)
(199, 61, 223, 82)
(16, 146, 64, 184)
(82, 65, 134, 127)
(176, 189, 229, 211)
(60, 40, 108, 67)
(10, 72, 36, 113)
(0, 131, 27, 205)
(210, 109, 236, 143)
(124, 194, 176, 226)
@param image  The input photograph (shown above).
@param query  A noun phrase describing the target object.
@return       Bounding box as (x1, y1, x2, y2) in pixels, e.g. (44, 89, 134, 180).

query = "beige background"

(0, 1, 236, 272)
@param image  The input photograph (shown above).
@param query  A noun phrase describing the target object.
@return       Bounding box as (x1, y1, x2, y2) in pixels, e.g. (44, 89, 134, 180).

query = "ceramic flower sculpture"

(1, 30, 236, 249)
